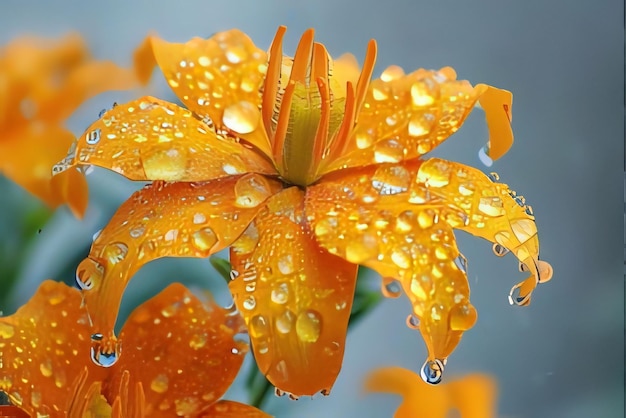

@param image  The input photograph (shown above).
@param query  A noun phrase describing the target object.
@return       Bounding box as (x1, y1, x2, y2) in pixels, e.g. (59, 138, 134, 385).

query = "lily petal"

(0, 281, 107, 417)
(62, 97, 274, 182)
(230, 187, 358, 396)
(415, 158, 551, 305)
(322, 69, 510, 174)
(108, 283, 249, 417)
(150, 31, 272, 157)
(77, 175, 281, 352)
(307, 163, 476, 363)
(201, 400, 272, 417)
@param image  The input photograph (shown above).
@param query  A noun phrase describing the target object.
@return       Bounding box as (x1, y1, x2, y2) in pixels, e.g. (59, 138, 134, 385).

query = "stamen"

(312, 77, 331, 173)
(262, 26, 287, 138)
(354, 40, 378, 116)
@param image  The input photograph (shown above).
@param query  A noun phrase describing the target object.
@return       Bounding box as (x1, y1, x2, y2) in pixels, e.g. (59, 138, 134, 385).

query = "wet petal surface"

(230, 187, 358, 396)
(78, 175, 281, 348)
(61, 97, 274, 182)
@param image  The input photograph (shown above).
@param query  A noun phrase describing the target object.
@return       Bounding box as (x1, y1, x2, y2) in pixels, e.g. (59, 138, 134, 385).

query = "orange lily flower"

(54, 27, 553, 396)
(0, 33, 153, 217)
(0, 280, 270, 417)
(365, 367, 497, 418)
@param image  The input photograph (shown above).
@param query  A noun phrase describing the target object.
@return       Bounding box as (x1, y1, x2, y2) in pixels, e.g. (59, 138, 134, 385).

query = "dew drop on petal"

(449, 303, 477, 331)
(189, 333, 207, 349)
(222, 101, 259, 134)
(277, 255, 294, 275)
(478, 196, 505, 217)
(381, 278, 402, 298)
(355, 132, 374, 149)
(276, 310, 295, 334)
(243, 295, 256, 310)
(90, 337, 121, 368)
(420, 358, 445, 385)
(271, 283, 289, 304)
(150, 374, 169, 394)
(249, 315, 269, 338)
(295, 310, 322, 343)
(408, 113, 435, 137)
(0, 323, 15, 338)
(75, 258, 104, 291)
(142, 149, 188, 180)
(234, 174, 272, 208)
(373, 139, 404, 163)
(391, 248, 412, 269)
(103, 242, 129, 265)
(192, 227, 218, 252)
(410, 81, 436, 107)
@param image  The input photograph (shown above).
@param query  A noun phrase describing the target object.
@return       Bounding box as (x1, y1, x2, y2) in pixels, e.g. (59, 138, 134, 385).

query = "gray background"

(0, 0, 623, 417)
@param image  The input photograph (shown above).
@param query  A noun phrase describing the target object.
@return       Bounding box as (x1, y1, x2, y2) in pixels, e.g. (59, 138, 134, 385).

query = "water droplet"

(90, 338, 121, 368)
(192, 227, 218, 252)
(86, 129, 101, 145)
(381, 278, 402, 298)
(249, 315, 269, 338)
(454, 254, 468, 273)
(75, 258, 104, 291)
(487, 172, 500, 181)
(371, 165, 410, 195)
(130, 226, 145, 238)
(271, 283, 289, 304)
(478, 145, 493, 167)
(222, 101, 259, 134)
(406, 314, 420, 329)
(408, 113, 434, 137)
(355, 132, 374, 149)
(391, 248, 412, 269)
(492, 243, 509, 257)
(30, 391, 42, 408)
(417, 162, 450, 187)
(478, 196, 505, 217)
(410, 81, 436, 106)
(189, 333, 207, 349)
(458, 183, 475, 196)
(92, 229, 102, 242)
(193, 213, 207, 225)
(234, 174, 272, 208)
(394, 211, 415, 233)
(276, 310, 295, 334)
(417, 210, 437, 229)
(420, 358, 445, 385)
(380, 65, 404, 82)
(0, 323, 15, 338)
(345, 234, 379, 264)
(277, 255, 294, 275)
(508, 282, 531, 306)
(449, 303, 477, 331)
(150, 374, 169, 393)
(372, 87, 388, 101)
(295, 310, 322, 343)
(39, 359, 53, 377)
(142, 149, 188, 180)
(243, 295, 256, 310)
(103, 242, 129, 265)
(410, 276, 428, 300)
(373, 139, 404, 163)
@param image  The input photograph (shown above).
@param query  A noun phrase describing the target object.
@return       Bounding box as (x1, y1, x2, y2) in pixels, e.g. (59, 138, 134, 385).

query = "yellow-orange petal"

(201, 400, 272, 417)
(321, 68, 484, 174)
(150, 31, 272, 157)
(307, 163, 475, 364)
(414, 158, 550, 305)
(365, 367, 497, 418)
(229, 187, 358, 396)
(78, 175, 281, 349)
(106, 283, 248, 417)
(59, 97, 275, 182)
(0, 281, 107, 418)
(0, 124, 88, 216)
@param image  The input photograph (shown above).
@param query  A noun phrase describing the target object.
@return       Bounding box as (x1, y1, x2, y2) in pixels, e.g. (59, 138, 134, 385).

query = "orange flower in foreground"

(54, 26, 553, 395)
(0, 280, 269, 417)
(0, 33, 153, 217)
(365, 367, 497, 418)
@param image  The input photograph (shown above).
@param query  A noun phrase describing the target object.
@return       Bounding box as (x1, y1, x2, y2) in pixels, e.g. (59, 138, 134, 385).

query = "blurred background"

(0, 0, 623, 417)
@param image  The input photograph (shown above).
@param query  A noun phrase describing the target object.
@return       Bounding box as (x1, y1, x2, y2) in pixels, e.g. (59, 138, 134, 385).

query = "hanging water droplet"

(86, 129, 101, 145)
(487, 172, 500, 182)
(75, 258, 104, 291)
(492, 243, 509, 257)
(478, 144, 493, 167)
(508, 282, 531, 306)
(295, 310, 322, 343)
(406, 314, 420, 329)
(381, 278, 402, 298)
(90, 337, 121, 368)
(454, 254, 468, 273)
(420, 358, 445, 385)
(222, 101, 259, 134)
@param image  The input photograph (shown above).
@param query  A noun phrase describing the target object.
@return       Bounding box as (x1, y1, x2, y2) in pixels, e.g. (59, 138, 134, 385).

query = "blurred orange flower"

(56, 26, 552, 396)
(0, 33, 153, 217)
(365, 367, 497, 418)
(0, 280, 270, 418)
